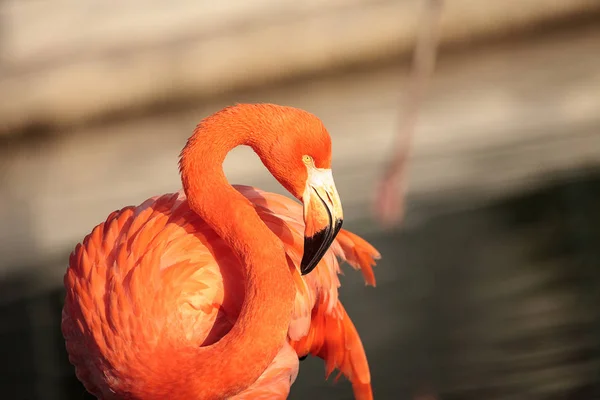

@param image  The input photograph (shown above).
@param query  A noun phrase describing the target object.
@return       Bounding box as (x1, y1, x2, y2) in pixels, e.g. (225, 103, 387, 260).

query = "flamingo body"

(63, 185, 379, 399)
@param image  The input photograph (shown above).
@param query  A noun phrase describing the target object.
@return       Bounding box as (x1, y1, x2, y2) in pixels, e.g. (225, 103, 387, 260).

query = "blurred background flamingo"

(1, 1, 600, 399)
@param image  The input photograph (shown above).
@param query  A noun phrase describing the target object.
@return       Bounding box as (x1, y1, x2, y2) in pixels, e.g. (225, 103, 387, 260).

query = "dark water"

(1, 168, 599, 400)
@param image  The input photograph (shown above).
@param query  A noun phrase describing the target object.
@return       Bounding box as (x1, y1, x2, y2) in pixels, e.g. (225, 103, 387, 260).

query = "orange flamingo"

(62, 104, 380, 399)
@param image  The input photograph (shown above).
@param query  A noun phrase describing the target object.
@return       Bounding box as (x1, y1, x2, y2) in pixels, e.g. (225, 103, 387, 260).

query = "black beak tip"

(300, 253, 318, 276)
(300, 218, 343, 276)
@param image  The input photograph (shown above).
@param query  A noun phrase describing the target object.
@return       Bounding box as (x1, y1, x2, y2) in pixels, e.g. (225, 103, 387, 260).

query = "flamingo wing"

(236, 185, 380, 400)
(62, 192, 248, 398)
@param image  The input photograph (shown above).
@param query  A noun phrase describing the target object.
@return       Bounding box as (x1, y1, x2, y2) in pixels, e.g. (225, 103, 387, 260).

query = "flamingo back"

(63, 187, 379, 399)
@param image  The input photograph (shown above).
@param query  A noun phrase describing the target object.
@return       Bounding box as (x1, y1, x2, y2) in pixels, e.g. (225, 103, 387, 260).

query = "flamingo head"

(253, 104, 344, 275)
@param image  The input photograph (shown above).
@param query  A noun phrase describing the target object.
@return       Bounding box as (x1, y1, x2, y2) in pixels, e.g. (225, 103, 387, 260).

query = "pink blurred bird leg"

(375, 0, 444, 227)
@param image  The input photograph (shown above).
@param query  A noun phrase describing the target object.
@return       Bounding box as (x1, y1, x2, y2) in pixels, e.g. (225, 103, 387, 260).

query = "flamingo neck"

(178, 105, 296, 399)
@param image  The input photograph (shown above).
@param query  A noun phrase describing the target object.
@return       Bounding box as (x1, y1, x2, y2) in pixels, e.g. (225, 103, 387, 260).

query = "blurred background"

(1, 1, 600, 399)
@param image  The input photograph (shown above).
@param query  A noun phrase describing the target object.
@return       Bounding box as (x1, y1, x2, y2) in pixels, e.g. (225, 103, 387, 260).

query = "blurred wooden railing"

(1, 0, 599, 135)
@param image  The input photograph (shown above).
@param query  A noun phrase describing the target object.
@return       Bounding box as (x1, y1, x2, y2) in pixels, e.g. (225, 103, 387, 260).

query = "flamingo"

(62, 103, 381, 399)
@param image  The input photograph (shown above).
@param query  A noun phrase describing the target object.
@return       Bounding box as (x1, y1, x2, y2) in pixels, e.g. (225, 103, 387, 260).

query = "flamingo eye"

(302, 155, 313, 165)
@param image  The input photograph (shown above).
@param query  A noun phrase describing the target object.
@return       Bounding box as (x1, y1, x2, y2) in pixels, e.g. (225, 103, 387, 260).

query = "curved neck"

(178, 107, 296, 399)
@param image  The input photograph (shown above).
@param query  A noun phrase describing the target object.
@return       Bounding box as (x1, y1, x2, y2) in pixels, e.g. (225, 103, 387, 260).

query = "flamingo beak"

(300, 168, 344, 275)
